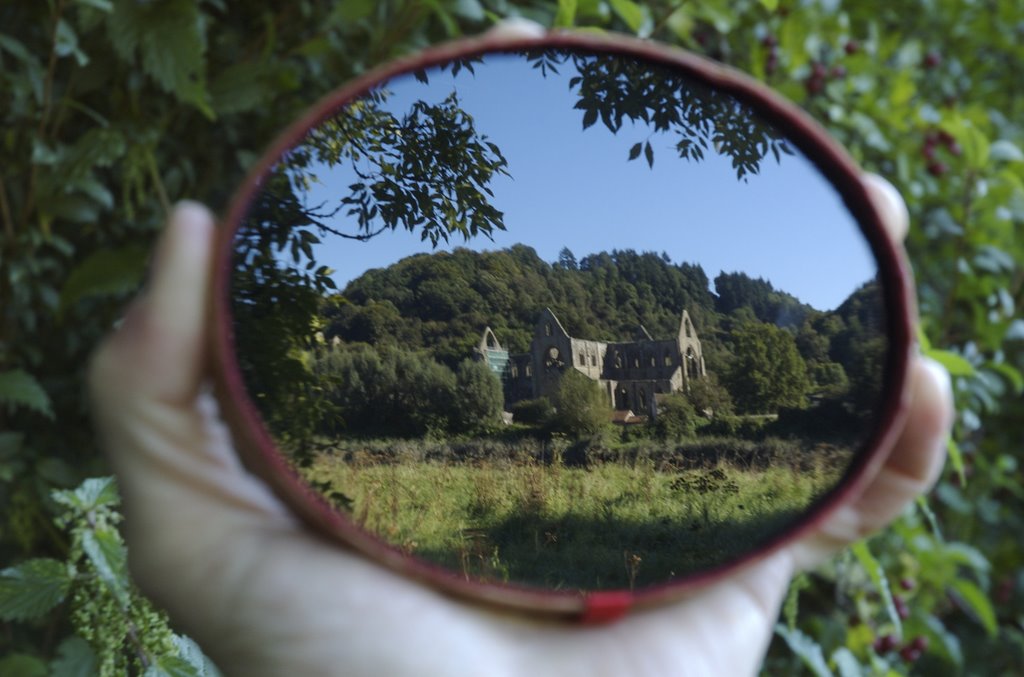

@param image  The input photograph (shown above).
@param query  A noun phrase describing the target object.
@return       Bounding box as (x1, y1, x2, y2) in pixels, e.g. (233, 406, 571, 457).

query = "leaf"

(775, 624, 834, 677)
(989, 139, 1024, 162)
(916, 495, 944, 540)
(0, 368, 54, 419)
(172, 634, 223, 677)
(608, 0, 644, 33)
(143, 656, 203, 677)
(554, 0, 578, 28)
(944, 438, 965, 485)
(644, 141, 654, 168)
(958, 125, 990, 170)
(973, 244, 1015, 274)
(924, 348, 976, 377)
(76, 0, 114, 9)
(782, 572, 810, 630)
(106, 0, 210, 113)
(988, 362, 1024, 394)
(50, 636, 98, 677)
(450, 0, 485, 21)
(830, 647, 863, 677)
(59, 244, 149, 311)
(0, 558, 72, 621)
(628, 142, 642, 160)
(758, 0, 779, 11)
(54, 19, 79, 58)
(82, 528, 130, 608)
(332, 0, 375, 22)
(52, 476, 120, 513)
(0, 654, 47, 677)
(0, 33, 37, 64)
(209, 61, 273, 115)
(920, 614, 963, 668)
(852, 541, 902, 638)
(0, 432, 25, 482)
(949, 579, 997, 636)
(582, 108, 597, 129)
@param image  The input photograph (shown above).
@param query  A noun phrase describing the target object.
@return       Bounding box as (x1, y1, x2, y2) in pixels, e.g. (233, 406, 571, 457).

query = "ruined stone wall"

(478, 307, 706, 416)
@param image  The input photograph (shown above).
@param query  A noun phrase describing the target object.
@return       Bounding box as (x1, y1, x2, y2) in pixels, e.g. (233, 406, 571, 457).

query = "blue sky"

(296, 52, 875, 311)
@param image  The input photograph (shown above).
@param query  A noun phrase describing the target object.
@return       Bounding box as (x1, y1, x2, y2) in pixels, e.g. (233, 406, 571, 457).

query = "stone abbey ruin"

(477, 308, 706, 419)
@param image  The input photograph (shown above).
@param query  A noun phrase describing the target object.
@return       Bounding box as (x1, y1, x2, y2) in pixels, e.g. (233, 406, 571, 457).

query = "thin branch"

(304, 209, 389, 242)
(146, 151, 172, 216)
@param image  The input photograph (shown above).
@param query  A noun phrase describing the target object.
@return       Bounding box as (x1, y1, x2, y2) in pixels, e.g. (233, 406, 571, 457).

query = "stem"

(146, 152, 172, 216)
(650, 1, 687, 37)
(126, 620, 152, 669)
(18, 0, 67, 231)
(37, 0, 66, 138)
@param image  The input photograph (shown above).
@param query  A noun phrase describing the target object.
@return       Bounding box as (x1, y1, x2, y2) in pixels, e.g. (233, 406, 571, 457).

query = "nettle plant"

(1, 0, 1022, 674)
(0, 478, 219, 676)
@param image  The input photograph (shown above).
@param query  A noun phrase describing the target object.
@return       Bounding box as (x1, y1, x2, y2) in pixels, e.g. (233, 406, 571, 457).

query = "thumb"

(93, 201, 215, 406)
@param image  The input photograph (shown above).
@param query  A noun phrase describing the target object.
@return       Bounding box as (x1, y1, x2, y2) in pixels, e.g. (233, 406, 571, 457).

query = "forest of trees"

(240, 243, 887, 446)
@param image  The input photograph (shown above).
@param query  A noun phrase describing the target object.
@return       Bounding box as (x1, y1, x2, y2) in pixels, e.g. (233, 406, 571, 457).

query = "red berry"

(812, 61, 827, 77)
(937, 129, 956, 146)
(844, 40, 859, 55)
(761, 34, 778, 48)
(947, 141, 962, 156)
(924, 51, 942, 68)
(923, 144, 937, 160)
(900, 577, 915, 591)
(874, 634, 898, 653)
(830, 65, 847, 79)
(900, 645, 922, 662)
(910, 635, 929, 652)
(927, 161, 948, 177)
(805, 75, 824, 95)
(894, 595, 911, 620)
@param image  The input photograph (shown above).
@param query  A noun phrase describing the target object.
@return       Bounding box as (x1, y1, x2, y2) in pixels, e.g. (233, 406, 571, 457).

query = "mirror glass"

(229, 48, 887, 592)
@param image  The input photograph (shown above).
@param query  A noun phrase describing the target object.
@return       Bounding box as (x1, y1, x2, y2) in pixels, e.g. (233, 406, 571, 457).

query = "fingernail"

(485, 18, 547, 39)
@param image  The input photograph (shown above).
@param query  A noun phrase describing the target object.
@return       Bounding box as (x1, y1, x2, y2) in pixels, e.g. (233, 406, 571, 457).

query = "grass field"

(300, 437, 852, 590)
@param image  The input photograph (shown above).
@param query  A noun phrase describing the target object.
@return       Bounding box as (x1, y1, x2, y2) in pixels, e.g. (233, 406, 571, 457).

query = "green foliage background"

(1, 0, 1021, 674)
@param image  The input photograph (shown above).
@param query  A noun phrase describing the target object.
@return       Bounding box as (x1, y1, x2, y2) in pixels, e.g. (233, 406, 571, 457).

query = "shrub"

(511, 397, 554, 426)
(654, 393, 698, 441)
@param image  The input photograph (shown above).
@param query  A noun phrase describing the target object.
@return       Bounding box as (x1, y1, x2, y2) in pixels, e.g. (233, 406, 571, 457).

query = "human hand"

(89, 175, 952, 676)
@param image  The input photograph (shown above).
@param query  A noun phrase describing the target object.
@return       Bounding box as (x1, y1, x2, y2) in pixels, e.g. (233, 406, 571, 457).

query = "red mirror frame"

(209, 30, 915, 621)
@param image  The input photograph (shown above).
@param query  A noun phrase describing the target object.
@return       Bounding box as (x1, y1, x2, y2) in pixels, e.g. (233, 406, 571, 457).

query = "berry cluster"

(869, 578, 932, 664)
(873, 633, 930, 663)
(923, 128, 962, 177)
(759, 34, 856, 95)
(803, 60, 848, 95)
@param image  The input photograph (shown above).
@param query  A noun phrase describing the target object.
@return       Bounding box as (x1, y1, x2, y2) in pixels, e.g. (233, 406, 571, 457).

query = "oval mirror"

(212, 32, 913, 617)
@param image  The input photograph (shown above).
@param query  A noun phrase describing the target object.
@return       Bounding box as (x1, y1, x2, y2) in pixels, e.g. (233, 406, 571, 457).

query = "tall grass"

(302, 438, 850, 590)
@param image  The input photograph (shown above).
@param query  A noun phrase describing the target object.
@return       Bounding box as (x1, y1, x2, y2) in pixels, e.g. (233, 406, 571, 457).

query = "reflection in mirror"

(230, 49, 887, 591)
